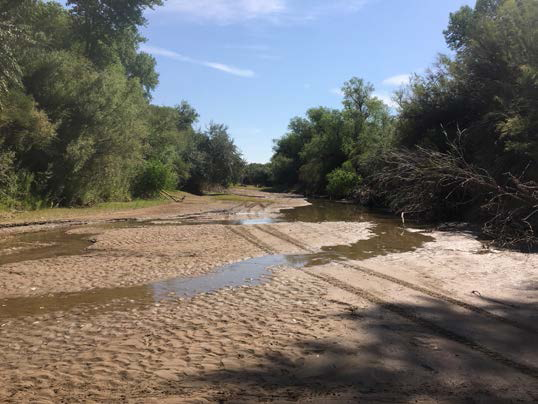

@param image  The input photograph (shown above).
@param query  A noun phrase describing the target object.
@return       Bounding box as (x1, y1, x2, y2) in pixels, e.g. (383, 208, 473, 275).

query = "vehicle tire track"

(229, 202, 248, 213)
(254, 225, 315, 252)
(339, 261, 538, 334)
(238, 222, 537, 377)
(227, 226, 275, 254)
(304, 270, 538, 380)
(246, 202, 259, 213)
(254, 224, 537, 334)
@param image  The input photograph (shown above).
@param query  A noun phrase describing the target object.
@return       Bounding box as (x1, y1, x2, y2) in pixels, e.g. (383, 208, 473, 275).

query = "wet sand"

(0, 189, 537, 402)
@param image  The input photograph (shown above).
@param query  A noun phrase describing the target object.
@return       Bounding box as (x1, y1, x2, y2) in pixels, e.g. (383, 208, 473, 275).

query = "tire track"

(304, 270, 538, 380)
(254, 224, 537, 334)
(245, 202, 259, 213)
(229, 202, 248, 213)
(339, 261, 538, 334)
(237, 222, 537, 377)
(227, 226, 275, 254)
(254, 225, 315, 252)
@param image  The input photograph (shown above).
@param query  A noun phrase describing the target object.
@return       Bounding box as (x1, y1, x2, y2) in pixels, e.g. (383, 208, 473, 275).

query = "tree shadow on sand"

(159, 287, 538, 403)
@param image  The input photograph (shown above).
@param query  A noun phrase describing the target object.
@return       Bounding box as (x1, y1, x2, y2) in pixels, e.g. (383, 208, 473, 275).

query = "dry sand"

(0, 189, 537, 402)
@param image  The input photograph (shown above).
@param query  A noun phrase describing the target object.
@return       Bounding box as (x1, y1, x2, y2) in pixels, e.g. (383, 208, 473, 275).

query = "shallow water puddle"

(0, 200, 434, 319)
(0, 218, 281, 267)
(0, 254, 308, 319)
(150, 217, 281, 226)
(0, 229, 95, 266)
(0, 220, 146, 266)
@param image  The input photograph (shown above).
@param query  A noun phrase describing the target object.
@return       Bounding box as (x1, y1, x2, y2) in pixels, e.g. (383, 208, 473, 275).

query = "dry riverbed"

(0, 189, 537, 402)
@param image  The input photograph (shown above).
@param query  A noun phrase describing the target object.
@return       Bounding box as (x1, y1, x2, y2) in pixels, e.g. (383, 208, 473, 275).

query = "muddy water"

(0, 228, 95, 266)
(150, 217, 282, 226)
(0, 200, 433, 319)
(281, 200, 434, 265)
(0, 255, 308, 319)
(0, 220, 145, 266)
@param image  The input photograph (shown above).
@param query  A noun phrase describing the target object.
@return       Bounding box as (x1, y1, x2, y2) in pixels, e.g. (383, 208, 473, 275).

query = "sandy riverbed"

(0, 189, 537, 402)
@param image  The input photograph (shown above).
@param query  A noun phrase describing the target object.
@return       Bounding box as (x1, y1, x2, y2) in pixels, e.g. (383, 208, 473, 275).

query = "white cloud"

(330, 87, 344, 97)
(161, 0, 286, 23)
(317, 0, 368, 14)
(204, 62, 255, 77)
(157, 0, 369, 24)
(141, 45, 255, 78)
(382, 74, 411, 86)
(373, 92, 398, 109)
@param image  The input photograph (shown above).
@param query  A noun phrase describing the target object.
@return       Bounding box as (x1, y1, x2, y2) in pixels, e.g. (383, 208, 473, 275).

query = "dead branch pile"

(370, 135, 538, 248)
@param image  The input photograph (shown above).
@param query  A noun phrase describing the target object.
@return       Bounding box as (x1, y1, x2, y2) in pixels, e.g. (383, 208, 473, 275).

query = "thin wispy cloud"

(382, 74, 411, 86)
(156, 0, 370, 25)
(373, 92, 398, 109)
(141, 45, 255, 78)
(305, 0, 369, 19)
(160, 0, 286, 23)
(330, 87, 344, 97)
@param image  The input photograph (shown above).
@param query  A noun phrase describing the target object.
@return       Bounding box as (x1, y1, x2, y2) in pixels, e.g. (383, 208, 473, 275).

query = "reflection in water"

(281, 200, 434, 265)
(150, 254, 306, 300)
(0, 255, 308, 319)
(0, 199, 433, 319)
(150, 217, 282, 226)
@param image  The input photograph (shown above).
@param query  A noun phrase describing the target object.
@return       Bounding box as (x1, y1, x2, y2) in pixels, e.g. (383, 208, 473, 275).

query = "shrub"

(133, 160, 176, 198)
(326, 168, 361, 199)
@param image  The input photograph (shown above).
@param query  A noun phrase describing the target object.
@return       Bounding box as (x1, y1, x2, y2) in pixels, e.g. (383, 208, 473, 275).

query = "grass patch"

(235, 185, 263, 190)
(0, 198, 171, 223)
(210, 194, 270, 203)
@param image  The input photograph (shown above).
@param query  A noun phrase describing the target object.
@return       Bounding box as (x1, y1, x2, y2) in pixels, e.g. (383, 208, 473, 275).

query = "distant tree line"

(0, 0, 244, 208)
(268, 0, 538, 247)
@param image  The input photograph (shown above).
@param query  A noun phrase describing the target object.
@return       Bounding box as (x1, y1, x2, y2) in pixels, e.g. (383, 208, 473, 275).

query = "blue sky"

(135, 1, 473, 162)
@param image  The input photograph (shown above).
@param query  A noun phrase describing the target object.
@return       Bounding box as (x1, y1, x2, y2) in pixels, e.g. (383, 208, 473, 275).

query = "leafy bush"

(133, 160, 176, 198)
(326, 168, 361, 199)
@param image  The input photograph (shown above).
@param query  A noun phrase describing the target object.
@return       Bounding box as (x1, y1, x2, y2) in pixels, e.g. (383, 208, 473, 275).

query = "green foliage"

(0, 150, 45, 210)
(186, 123, 245, 193)
(22, 51, 148, 205)
(144, 103, 197, 188)
(398, 0, 538, 179)
(0, 1, 32, 108)
(270, 77, 394, 195)
(133, 160, 176, 198)
(0, 0, 248, 210)
(371, 0, 538, 245)
(326, 168, 361, 200)
(66, 0, 163, 64)
(0, 0, 248, 214)
(270, 154, 296, 188)
(242, 163, 271, 187)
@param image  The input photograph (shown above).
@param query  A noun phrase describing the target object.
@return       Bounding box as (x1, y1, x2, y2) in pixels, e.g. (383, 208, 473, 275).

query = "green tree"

(23, 50, 148, 204)
(186, 124, 245, 193)
(243, 163, 271, 187)
(398, 0, 538, 179)
(67, 0, 163, 64)
(270, 78, 394, 194)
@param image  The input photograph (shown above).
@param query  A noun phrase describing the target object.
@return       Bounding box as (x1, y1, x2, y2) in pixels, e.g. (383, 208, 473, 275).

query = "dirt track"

(0, 189, 537, 402)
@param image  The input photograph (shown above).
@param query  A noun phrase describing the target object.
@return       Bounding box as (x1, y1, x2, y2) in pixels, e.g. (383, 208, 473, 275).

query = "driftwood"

(160, 190, 186, 203)
(370, 131, 538, 248)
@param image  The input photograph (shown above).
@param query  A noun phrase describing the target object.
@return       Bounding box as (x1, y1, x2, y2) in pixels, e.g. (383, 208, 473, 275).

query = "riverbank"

(0, 189, 537, 402)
